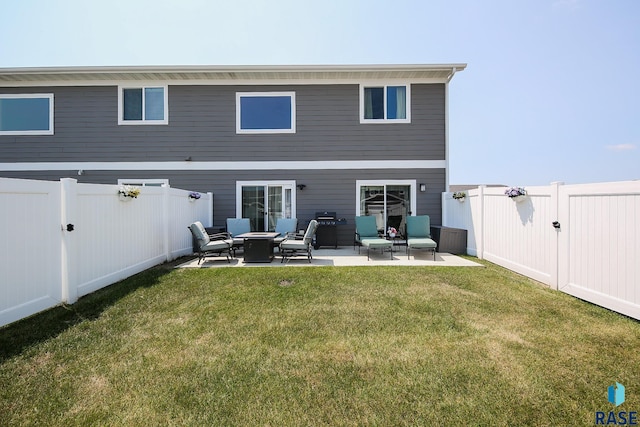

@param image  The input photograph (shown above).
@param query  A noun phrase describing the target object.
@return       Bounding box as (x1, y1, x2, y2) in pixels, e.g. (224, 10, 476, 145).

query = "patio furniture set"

(354, 215, 437, 261)
(189, 214, 438, 265)
(189, 218, 319, 264)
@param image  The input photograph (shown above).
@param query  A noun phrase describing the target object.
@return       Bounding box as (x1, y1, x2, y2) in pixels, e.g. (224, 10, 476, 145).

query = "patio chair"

(188, 221, 233, 264)
(406, 215, 437, 261)
(354, 215, 393, 260)
(273, 218, 298, 246)
(279, 220, 318, 263)
(226, 218, 251, 255)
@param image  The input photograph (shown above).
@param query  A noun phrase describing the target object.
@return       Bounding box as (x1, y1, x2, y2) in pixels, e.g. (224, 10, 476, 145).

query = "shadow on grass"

(0, 261, 178, 362)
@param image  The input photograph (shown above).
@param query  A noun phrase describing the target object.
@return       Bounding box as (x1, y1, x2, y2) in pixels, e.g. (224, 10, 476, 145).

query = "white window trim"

(236, 91, 296, 134)
(355, 180, 417, 217)
(117, 84, 169, 125)
(0, 93, 54, 135)
(359, 84, 411, 124)
(117, 178, 169, 187)
(235, 180, 297, 219)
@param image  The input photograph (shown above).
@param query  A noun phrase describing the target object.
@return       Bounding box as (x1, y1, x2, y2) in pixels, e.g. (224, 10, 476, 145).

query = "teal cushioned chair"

(273, 218, 298, 246)
(406, 215, 437, 260)
(226, 218, 251, 253)
(354, 216, 393, 260)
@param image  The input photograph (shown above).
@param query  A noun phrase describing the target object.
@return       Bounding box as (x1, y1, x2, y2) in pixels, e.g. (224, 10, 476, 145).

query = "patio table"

(236, 232, 280, 263)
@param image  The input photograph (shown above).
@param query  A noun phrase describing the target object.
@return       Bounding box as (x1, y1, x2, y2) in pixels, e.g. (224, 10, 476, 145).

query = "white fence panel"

(1, 178, 214, 327)
(73, 183, 167, 298)
(443, 190, 479, 256)
(167, 188, 213, 260)
(0, 178, 63, 326)
(558, 182, 640, 320)
(444, 181, 640, 320)
(482, 186, 556, 285)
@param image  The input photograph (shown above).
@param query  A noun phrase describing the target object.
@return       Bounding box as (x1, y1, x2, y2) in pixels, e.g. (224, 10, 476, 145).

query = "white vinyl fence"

(1, 177, 212, 327)
(443, 181, 640, 320)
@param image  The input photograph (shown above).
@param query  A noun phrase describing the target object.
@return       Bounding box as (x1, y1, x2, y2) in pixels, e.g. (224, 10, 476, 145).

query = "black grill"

(314, 212, 346, 249)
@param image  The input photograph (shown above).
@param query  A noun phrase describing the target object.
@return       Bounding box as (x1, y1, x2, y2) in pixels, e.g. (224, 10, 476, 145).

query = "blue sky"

(1, 0, 638, 186)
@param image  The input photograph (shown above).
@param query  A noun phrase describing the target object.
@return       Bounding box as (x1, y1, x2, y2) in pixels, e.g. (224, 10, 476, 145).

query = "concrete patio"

(176, 247, 482, 268)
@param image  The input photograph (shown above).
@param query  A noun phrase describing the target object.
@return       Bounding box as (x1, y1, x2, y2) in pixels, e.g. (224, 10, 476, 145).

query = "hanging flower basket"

(118, 185, 140, 201)
(452, 191, 466, 202)
(188, 192, 201, 202)
(505, 187, 527, 202)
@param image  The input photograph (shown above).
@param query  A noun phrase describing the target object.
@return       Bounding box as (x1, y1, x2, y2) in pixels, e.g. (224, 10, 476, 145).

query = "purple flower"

(505, 187, 526, 198)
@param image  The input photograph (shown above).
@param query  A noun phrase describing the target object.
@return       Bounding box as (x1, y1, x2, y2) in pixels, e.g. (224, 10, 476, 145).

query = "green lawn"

(1, 259, 639, 426)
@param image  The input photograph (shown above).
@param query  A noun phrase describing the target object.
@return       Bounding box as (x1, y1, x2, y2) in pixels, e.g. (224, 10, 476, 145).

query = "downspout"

(444, 67, 457, 193)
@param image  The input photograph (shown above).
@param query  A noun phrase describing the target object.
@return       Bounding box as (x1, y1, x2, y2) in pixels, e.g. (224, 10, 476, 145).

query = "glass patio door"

(237, 181, 295, 232)
(356, 180, 415, 236)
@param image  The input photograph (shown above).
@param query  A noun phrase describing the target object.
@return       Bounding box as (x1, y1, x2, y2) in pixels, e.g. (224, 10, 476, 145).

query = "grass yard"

(1, 259, 639, 426)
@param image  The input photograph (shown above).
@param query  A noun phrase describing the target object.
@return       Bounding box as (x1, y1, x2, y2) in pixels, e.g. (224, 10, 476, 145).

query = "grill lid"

(315, 211, 336, 220)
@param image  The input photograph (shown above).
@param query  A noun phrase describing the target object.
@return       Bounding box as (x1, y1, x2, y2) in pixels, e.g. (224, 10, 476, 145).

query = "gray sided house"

(0, 64, 466, 246)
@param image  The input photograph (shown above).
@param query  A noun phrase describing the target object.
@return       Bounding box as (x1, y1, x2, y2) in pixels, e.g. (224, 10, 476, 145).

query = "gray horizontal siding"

(1, 168, 445, 247)
(0, 84, 445, 163)
(1, 82, 447, 247)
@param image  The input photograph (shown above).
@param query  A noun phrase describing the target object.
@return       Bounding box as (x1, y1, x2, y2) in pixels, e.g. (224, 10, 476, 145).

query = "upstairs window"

(360, 84, 410, 123)
(118, 85, 168, 125)
(0, 94, 54, 135)
(236, 92, 296, 134)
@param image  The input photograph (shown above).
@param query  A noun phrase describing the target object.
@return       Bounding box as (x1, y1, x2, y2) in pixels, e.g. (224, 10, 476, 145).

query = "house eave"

(0, 64, 467, 86)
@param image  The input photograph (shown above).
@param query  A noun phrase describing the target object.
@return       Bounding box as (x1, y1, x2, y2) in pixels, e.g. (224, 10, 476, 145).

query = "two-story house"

(0, 64, 465, 245)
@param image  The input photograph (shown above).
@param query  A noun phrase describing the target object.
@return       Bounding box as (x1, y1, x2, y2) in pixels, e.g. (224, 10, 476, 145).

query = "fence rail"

(443, 181, 640, 320)
(1, 178, 212, 327)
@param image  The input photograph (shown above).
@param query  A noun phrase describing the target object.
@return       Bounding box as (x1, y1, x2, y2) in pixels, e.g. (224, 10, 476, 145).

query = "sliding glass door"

(237, 181, 295, 232)
(356, 180, 415, 236)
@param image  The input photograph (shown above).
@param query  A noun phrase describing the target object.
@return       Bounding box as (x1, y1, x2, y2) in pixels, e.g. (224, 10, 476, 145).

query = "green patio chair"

(406, 215, 437, 261)
(354, 216, 393, 260)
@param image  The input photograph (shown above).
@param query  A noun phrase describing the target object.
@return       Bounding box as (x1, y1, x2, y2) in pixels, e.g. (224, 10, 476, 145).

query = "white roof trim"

(0, 64, 466, 86)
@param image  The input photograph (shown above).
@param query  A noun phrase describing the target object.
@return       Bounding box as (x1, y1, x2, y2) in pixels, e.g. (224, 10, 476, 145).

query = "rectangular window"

(236, 92, 296, 134)
(0, 94, 54, 135)
(118, 85, 168, 125)
(360, 84, 410, 123)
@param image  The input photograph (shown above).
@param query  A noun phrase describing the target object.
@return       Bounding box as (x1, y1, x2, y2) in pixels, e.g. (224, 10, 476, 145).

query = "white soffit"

(0, 64, 467, 86)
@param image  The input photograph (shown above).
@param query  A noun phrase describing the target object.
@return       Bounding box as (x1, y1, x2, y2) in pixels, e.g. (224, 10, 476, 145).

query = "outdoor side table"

(236, 232, 280, 263)
(430, 226, 467, 255)
(385, 235, 406, 252)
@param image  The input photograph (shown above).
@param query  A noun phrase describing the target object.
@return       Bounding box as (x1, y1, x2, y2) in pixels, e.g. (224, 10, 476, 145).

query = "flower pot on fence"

(512, 195, 527, 203)
(457, 197, 465, 203)
(119, 194, 134, 202)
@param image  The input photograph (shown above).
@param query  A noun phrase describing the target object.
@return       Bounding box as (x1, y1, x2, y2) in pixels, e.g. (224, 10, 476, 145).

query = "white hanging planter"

(456, 197, 466, 203)
(119, 194, 134, 202)
(512, 195, 527, 203)
(188, 197, 197, 203)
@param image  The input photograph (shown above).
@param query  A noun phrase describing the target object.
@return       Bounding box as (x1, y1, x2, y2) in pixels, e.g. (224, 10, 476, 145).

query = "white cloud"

(606, 144, 637, 151)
